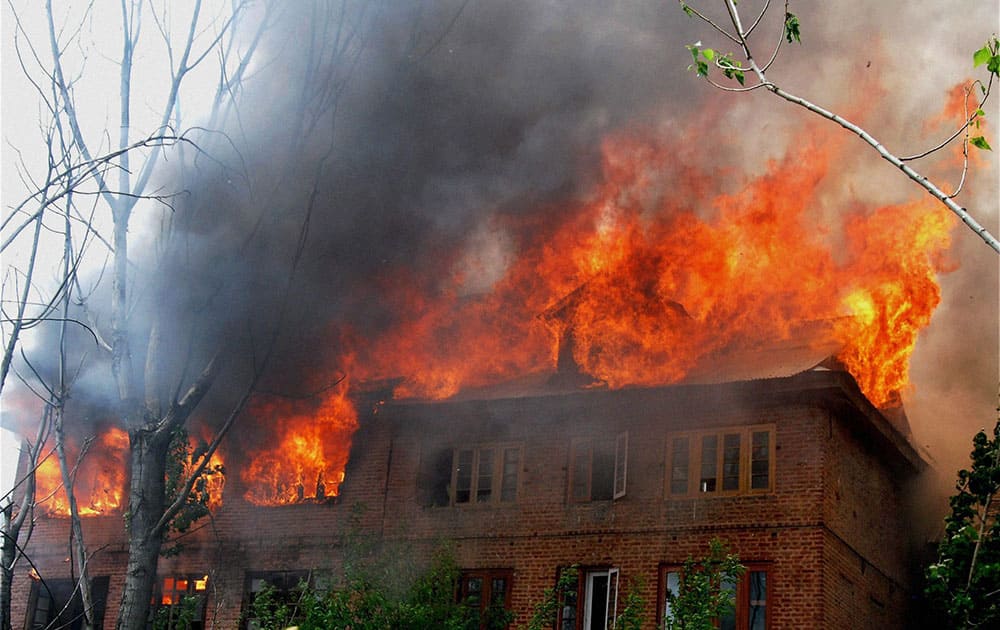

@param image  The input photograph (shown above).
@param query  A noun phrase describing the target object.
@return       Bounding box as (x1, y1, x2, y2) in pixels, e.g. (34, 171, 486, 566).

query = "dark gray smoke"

(9, 0, 997, 486)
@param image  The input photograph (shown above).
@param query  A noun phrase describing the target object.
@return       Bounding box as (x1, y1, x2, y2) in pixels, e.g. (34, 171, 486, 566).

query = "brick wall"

(9, 371, 925, 629)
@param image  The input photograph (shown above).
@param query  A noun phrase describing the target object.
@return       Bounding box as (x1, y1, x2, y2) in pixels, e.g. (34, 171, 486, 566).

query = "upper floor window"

(569, 432, 628, 503)
(659, 564, 769, 630)
(452, 443, 522, 505)
(666, 425, 774, 497)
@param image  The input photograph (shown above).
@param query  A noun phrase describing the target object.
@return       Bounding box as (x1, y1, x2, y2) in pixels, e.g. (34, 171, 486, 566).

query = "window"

(242, 570, 310, 629)
(569, 432, 628, 502)
(25, 575, 109, 630)
(557, 567, 620, 630)
(666, 425, 774, 497)
(459, 569, 514, 628)
(451, 444, 522, 505)
(155, 574, 210, 629)
(659, 564, 769, 630)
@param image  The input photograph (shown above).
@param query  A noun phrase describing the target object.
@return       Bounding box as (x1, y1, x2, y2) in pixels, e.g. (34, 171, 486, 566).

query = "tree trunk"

(116, 428, 170, 630)
(0, 503, 15, 630)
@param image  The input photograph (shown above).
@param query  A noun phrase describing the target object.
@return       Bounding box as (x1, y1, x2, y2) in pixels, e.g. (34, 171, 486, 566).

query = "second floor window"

(568, 432, 628, 503)
(666, 425, 774, 497)
(452, 444, 522, 505)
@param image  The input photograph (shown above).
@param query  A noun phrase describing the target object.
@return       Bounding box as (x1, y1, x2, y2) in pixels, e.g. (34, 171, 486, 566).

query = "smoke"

(6, 1, 996, 492)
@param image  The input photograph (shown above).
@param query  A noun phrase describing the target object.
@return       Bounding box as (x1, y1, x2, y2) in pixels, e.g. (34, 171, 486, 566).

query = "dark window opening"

(569, 432, 627, 503)
(556, 567, 620, 630)
(25, 575, 109, 630)
(242, 570, 311, 630)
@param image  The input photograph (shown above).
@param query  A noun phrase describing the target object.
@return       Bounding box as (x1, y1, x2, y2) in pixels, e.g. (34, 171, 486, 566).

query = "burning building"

(10, 352, 928, 629)
(5, 1, 996, 628)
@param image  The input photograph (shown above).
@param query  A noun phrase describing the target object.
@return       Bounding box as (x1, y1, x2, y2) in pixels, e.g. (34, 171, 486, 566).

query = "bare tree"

(677, 0, 1000, 253)
(3, 0, 388, 627)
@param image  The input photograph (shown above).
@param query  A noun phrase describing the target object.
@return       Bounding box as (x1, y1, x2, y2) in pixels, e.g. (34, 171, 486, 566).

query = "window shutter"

(613, 431, 628, 499)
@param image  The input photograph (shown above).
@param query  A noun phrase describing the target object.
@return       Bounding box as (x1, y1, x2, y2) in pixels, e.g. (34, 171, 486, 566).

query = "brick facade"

(9, 369, 926, 628)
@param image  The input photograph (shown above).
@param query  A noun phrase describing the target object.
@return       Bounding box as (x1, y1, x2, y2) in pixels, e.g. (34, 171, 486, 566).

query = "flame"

(35, 427, 128, 517)
(344, 126, 955, 408)
(38, 118, 958, 509)
(241, 382, 358, 505)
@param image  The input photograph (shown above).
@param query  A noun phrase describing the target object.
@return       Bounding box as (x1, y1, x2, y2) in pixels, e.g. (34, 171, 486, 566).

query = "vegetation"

(246, 547, 512, 630)
(924, 419, 1000, 628)
(662, 539, 745, 630)
(679, 1, 1000, 253)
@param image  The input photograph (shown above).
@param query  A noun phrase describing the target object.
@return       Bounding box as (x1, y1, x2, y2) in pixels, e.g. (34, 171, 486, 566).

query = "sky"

(1, 0, 998, 487)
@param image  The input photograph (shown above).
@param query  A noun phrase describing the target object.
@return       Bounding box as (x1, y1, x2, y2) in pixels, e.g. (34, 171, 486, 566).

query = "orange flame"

(345, 127, 955, 408)
(35, 427, 128, 517)
(241, 383, 358, 505)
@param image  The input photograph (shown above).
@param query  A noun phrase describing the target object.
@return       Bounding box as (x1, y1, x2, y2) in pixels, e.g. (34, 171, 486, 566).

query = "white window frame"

(583, 567, 620, 630)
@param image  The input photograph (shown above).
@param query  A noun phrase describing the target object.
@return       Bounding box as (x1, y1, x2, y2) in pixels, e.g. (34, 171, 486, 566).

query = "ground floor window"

(242, 570, 311, 629)
(25, 575, 109, 630)
(658, 564, 769, 630)
(557, 567, 620, 630)
(154, 574, 209, 629)
(459, 569, 514, 628)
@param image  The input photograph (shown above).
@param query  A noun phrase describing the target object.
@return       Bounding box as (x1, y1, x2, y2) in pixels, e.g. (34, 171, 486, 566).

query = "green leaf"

(784, 13, 801, 44)
(702, 48, 715, 61)
(681, 3, 694, 17)
(975, 109, 986, 118)
(973, 46, 991, 68)
(970, 136, 992, 151)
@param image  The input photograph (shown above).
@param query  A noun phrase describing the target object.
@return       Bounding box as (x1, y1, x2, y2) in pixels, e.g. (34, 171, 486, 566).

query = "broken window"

(659, 564, 769, 630)
(155, 574, 210, 629)
(459, 569, 514, 628)
(556, 567, 620, 630)
(450, 443, 522, 506)
(25, 575, 109, 630)
(568, 432, 628, 503)
(667, 425, 774, 497)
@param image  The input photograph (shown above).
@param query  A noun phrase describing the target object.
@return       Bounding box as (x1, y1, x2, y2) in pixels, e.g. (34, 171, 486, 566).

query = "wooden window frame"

(657, 563, 771, 630)
(568, 432, 628, 503)
(451, 443, 522, 506)
(665, 425, 775, 498)
(459, 568, 514, 628)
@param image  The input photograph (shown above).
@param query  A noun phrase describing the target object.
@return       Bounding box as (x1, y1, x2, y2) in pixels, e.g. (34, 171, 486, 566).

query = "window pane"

(670, 437, 689, 494)
(465, 577, 483, 608)
(592, 443, 615, 501)
(718, 577, 737, 630)
(561, 579, 578, 630)
(751, 431, 771, 490)
(700, 435, 717, 492)
(587, 573, 609, 630)
(491, 577, 508, 604)
(663, 571, 680, 622)
(572, 443, 591, 501)
(613, 432, 628, 499)
(501, 447, 520, 502)
(723, 433, 741, 491)
(477, 449, 494, 503)
(749, 571, 767, 630)
(455, 449, 473, 503)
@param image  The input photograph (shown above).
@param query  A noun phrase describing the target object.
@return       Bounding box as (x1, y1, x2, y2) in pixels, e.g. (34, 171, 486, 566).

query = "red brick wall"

(9, 374, 924, 629)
